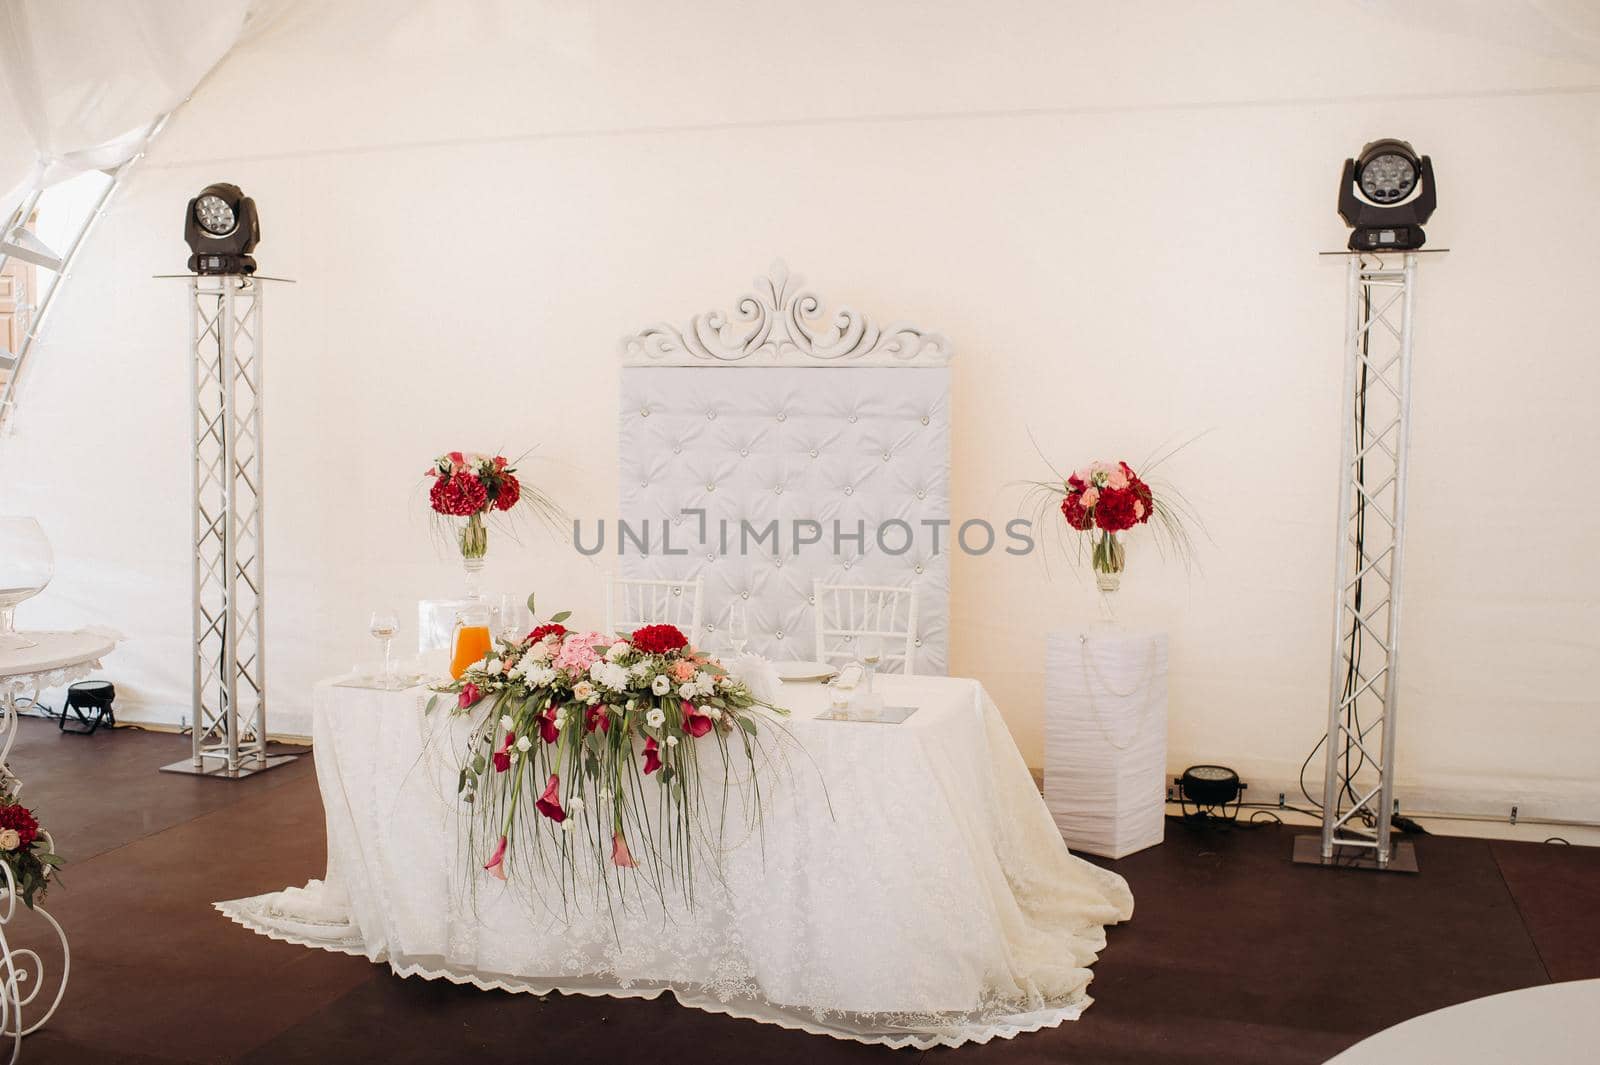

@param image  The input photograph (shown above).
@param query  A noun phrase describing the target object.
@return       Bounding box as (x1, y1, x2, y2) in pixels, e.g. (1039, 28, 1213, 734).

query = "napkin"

(726, 652, 782, 704)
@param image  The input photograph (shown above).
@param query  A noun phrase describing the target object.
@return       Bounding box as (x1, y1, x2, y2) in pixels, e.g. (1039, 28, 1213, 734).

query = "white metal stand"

(161, 275, 296, 779)
(1297, 252, 1432, 873)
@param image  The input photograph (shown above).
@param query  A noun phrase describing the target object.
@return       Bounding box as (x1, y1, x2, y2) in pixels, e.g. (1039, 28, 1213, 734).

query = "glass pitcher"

(450, 601, 494, 680)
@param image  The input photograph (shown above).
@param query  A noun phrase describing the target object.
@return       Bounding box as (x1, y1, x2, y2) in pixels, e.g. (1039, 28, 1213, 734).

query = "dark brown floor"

(8, 718, 1598, 1064)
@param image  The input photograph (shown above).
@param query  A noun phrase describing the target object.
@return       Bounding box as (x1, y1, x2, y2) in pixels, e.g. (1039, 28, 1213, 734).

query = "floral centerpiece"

(429, 614, 790, 903)
(1026, 447, 1198, 594)
(0, 795, 62, 908)
(426, 450, 559, 598)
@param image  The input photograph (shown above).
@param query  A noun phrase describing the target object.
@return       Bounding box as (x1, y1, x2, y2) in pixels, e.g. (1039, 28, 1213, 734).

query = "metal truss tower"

(161, 274, 296, 779)
(1296, 252, 1428, 872)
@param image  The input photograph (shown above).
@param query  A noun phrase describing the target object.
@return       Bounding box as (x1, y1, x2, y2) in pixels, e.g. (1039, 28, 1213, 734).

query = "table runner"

(218, 674, 1133, 1049)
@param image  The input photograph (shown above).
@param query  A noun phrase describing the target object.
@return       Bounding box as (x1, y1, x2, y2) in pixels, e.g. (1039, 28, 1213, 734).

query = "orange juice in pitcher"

(450, 605, 493, 679)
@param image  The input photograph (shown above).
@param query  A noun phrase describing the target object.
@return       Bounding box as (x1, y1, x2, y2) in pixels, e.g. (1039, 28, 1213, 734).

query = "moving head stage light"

(185, 183, 260, 275)
(1338, 139, 1435, 251)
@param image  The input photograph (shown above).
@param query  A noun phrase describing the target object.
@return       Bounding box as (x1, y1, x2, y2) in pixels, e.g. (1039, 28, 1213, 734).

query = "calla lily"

(484, 835, 508, 880)
(611, 830, 637, 868)
(458, 682, 482, 709)
(539, 708, 559, 744)
(681, 700, 713, 738)
(535, 773, 566, 822)
(642, 736, 662, 775)
(585, 705, 611, 734)
(492, 730, 515, 772)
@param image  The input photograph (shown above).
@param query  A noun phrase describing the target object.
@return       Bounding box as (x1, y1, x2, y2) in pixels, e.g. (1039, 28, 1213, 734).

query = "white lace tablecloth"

(218, 673, 1134, 1049)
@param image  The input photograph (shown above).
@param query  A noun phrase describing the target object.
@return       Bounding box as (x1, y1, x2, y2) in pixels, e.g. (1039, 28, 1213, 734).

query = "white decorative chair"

(605, 575, 704, 637)
(812, 581, 919, 675)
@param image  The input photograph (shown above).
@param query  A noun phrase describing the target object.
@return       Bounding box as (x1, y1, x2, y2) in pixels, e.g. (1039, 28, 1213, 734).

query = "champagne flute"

(728, 601, 749, 656)
(369, 609, 400, 688)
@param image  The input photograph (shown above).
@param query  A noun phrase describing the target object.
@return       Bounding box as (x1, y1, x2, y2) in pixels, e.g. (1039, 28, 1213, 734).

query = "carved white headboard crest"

(622, 260, 952, 368)
(617, 262, 954, 672)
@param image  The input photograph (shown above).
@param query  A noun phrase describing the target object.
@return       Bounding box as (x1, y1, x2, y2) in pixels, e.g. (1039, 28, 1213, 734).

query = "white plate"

(774, 660, 838, 683)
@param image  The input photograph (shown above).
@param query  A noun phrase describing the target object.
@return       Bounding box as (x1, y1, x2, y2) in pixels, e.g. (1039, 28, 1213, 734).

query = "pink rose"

(1080, 487, 1099, 509)
(1105, 465, 1129, 491)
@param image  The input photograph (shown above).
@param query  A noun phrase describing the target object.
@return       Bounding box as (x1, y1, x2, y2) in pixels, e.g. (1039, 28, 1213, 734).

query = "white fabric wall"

(2, 0, 1597, 821)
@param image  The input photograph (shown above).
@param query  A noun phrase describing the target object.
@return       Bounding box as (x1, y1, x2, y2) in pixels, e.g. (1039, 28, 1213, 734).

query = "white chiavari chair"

(604, 575, 704, 638)
(812, 581, 919, 675)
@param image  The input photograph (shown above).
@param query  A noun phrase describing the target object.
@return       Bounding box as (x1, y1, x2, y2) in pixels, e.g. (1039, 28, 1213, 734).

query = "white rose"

(646, 707, 666, 728)
(0, 829, 18, 851)
(499, 714, 514, 731)
(606, 641, 630, 661)
(665, 735, 679, 748)
(705, 707, 723, 721)
(526, 642, 551, 663)
(678, 682, 697, 700)
(573, 680, 596, 702)
(631, 662, 651, 678)
(651, 675, 671, 696)
(568, 796, 585, 813)
(515, 735, 532, 752)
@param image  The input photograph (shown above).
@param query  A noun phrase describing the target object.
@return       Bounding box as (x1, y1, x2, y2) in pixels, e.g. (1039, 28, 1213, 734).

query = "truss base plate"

(159, 753, 299, 779)
(1292, 834, 1419, 873)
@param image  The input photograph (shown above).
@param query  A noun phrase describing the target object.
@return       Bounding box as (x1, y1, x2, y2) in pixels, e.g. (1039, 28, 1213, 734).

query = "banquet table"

(220, 671, 1134, 1049)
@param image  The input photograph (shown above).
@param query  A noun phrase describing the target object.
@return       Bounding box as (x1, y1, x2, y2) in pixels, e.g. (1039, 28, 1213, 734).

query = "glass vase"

(1092, 530, 1125, 593)
(0, 517, 53, 651)
(460, 513, 488, 600)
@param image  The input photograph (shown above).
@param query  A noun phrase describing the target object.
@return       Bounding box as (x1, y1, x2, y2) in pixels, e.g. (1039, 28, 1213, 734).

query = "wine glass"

(369, 609, 400, 688)
(860, 633, 883, 697)
(727, 601, 749, 656)
(496, 593, 530, 643)
(0, 518, 53, 652)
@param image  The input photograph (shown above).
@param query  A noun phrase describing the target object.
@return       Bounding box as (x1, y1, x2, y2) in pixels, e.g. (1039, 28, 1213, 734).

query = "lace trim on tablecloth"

(0, 659, 103, 701)
(214, 890, 1093, 1050)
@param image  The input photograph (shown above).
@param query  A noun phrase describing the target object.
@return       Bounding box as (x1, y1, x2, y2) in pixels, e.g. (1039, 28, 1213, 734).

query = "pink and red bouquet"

(426, 451, 524, 561)
(1028, 451, 1197, 591)
(1060, 461, 1155, 535)
(0, 795, 62, 908)
(429, 614, 788, 901)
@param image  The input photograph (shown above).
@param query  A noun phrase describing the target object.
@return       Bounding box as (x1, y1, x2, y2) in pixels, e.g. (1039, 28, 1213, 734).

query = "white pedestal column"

(1043, 627, 1168, 859)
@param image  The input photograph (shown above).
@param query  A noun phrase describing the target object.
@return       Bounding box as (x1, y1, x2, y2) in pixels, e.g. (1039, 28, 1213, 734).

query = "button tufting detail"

(706, 410, 717, 420)
(843, 486, 854, 496)
(705, 483, 716, 492)
(640, 408, 651, 417)
(776, 412, 787, 422)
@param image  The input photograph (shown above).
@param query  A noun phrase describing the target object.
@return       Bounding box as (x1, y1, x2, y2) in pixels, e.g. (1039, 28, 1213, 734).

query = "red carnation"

(631, 624, 688, 655)
(494, 473, 521, 512)
(430, 472, 488, 517)
(0, 804, 40, 849)
(527, 622, 567, 644)
(1094, 487, 1141, 533)
(1060, 493, 1093, 531)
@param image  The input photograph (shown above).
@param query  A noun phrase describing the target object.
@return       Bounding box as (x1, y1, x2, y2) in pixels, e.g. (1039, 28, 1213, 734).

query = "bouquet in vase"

(429, 616, 791, 906)
(1026, 447, 1198, 593)
(426, 451, 559, 598)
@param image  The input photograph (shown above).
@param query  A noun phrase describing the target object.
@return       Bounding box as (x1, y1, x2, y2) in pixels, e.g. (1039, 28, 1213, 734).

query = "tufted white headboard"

(617, 262, 953, 672)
